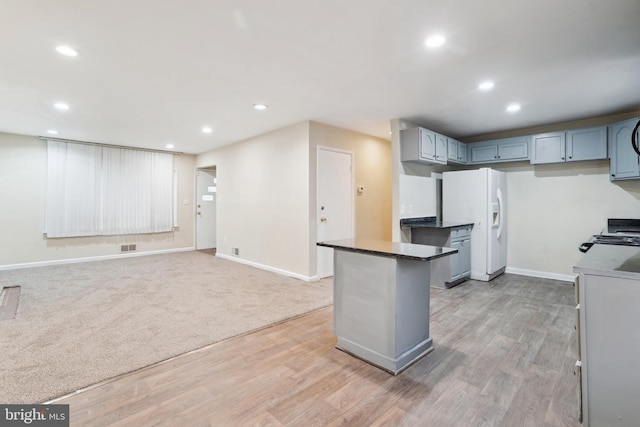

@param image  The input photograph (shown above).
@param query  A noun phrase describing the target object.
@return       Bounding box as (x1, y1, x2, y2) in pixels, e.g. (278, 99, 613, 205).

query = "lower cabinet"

(449, 229, 471, 283)
(409, 225, 472, 288)
(575, 271, 640, 426)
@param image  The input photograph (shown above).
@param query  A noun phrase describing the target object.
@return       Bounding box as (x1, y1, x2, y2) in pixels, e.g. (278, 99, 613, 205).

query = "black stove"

(579, 219, 640, 252)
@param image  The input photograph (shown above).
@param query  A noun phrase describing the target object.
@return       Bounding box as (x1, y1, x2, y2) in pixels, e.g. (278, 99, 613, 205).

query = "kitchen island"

(316, 239, 457, 374)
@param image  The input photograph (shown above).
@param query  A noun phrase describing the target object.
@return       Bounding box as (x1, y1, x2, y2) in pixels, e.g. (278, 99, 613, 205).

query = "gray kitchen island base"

(329, 243, 451, 375)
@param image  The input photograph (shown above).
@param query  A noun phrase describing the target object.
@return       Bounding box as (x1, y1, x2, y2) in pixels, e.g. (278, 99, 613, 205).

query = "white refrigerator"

(442, 168, 506, 281)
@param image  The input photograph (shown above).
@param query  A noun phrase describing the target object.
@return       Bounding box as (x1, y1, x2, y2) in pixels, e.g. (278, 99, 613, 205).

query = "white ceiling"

(1, 0, 639, 154)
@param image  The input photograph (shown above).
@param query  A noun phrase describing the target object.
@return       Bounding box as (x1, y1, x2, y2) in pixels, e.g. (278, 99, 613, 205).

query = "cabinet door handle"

(569, 156, 572, 159)
(562, 157, 565, 160)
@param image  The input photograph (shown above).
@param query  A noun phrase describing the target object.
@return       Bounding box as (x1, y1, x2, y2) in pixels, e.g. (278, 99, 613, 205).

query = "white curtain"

(46, 140, 174, 238)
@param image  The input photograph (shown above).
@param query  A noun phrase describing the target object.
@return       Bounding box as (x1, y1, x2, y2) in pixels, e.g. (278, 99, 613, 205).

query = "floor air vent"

(0, 286, 20, 320)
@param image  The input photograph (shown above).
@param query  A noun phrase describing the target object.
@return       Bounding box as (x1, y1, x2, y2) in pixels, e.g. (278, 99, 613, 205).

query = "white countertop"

(573, 244, 640, 279)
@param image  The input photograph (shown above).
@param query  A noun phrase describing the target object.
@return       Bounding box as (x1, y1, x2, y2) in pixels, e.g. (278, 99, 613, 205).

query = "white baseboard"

(0, 247, 195, 271)
(505, 267, 576, 283)
(216, 253, 314, 282)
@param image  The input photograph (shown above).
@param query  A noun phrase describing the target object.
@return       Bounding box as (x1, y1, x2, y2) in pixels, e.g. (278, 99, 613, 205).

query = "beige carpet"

(0, 251, 333, 404)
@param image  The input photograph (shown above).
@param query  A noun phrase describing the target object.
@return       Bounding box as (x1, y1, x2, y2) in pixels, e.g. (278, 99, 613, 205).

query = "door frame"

(316, 146, 355, 278)
(195, 167, 217, 250)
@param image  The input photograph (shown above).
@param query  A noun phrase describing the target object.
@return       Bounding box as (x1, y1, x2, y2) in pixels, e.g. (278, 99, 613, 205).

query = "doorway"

(196, 168, 217, 251)
(317, 147, 354, 278)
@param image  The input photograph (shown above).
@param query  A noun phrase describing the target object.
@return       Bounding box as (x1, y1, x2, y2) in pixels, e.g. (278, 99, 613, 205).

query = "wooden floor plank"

(54, 274, 581, 426)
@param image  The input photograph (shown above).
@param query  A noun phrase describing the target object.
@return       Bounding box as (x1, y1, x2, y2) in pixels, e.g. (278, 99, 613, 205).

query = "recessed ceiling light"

(56, 46, 79, 57)
(47, 130, 59, 135)
(253, 104, 268, 110)
(166, 144, 174, 149)
(478, 81, 495, 91)
(506, 104, 521, 113)
(425, 34, 446, 48)
(54, 102, 69, 110)
(202, 126, 212, 134)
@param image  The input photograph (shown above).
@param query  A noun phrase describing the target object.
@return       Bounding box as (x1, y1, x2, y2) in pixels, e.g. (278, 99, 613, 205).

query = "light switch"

(183, 199, 189, 205)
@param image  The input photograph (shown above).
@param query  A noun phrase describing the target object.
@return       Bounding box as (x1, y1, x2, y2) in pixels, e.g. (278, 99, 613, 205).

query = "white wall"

(196, 121, 393, 280)
(196, 122, 311, 278)
(0, 132, 196, 268)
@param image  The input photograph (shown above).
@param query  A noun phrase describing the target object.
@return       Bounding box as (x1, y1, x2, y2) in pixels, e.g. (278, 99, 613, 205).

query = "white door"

(196, 169, 217, 250)
(317, 148, 353, 278)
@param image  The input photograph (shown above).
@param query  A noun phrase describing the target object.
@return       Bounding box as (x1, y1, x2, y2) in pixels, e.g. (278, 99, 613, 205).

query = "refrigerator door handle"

(496, 188, 504, 240)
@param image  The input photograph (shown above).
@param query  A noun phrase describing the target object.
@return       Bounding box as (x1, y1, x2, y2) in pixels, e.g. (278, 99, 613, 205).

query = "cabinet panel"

(458, 143, 468, 163)
(609, 118, 640, 180)
(498, 140, 529, 161)
(470, 136, 529, 164)
(449, 240, 461, 281)
(579, 273, 640, 426)
(448, 139, 468, 164)
(458, 238, 471, 278)
(400, 127, 448, 165)
(434, 133, 447, 164)
(420, 128, 437, 161)
(531, 132, 565, 164)
(447, 138, 458, 161)
(566, 126, 607, 162)
(471, 145, 498, 163)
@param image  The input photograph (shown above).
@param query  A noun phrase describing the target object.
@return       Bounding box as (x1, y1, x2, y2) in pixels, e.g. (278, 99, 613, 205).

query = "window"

(46, 140, 174, 238)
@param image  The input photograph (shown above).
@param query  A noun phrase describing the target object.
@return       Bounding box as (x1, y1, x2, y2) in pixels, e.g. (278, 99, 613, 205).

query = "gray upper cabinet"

(458, 142, 468, 163)
(469, 136, 529, 164)
(499, 138, 529, 161)
(470, 144, 498, 163)
(400, 127, 446, 165)
(447, 138, 468, 164)
(609, 118, 640, 180)
(531, 132, 566, 164)
(435, 133, 448, 164)
(567, 126, 607, 162)
(401, 127, 436, 164)
(531, 126, 607, 164)
(447, 138, 458, 162)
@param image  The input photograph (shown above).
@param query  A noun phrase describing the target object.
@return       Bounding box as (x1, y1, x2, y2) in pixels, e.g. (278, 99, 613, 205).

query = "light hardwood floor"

(57, 273, 580, 426)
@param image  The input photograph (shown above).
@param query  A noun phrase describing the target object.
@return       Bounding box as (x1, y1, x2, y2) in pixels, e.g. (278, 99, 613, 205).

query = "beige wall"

(196, 122, 312, 278)
(494, 160, 640, 276)
(197, 121, 392, 280)
(0, 132, 196, 267)
(308, 121, 392, 276)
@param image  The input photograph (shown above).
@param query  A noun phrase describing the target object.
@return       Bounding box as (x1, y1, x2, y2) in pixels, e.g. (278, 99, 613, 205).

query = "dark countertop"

(400, 216, 474, 229)
(574, 244, 640, 279)
(317, 239, 457, 262)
